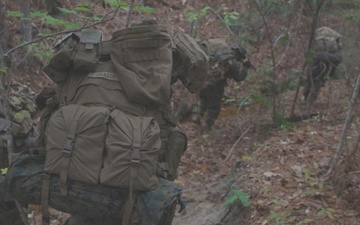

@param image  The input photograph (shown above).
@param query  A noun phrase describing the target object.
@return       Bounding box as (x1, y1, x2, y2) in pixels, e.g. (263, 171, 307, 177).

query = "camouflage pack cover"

(5, 152, 182, 224)
(315, 26, 342, 53)
(199, 38, 233, 85)
(0, 85, 36, 137)
(0, 84, 37, 169)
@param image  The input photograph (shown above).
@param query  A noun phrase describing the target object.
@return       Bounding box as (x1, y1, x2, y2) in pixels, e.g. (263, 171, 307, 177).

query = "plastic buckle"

(63, 138, 74, 156)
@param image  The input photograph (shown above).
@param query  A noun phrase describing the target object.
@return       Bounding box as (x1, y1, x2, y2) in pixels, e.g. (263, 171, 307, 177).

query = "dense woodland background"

(2, 0, 360, 224)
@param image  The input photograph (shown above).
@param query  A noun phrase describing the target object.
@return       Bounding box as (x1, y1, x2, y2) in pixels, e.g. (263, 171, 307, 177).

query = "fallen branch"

(285, 113, 319, 122)
(224, 124, 252, 162)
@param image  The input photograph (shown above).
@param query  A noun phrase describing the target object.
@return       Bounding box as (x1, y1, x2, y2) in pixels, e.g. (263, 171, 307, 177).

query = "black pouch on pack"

(73, 29, 102, 72)
(43, 33, 80, 83)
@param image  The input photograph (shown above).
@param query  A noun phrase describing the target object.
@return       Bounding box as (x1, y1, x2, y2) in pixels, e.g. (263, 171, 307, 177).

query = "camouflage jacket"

(200, 39, 248, 87)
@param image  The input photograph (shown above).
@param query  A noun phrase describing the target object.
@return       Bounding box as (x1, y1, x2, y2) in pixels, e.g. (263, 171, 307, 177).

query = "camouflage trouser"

(0, 174, 24, 225)
(197, 80, 226, 127)
(65, 215, 121, 225)
(65, 199, 177, 225)
(0, 176, 24, 225)
(303, 69, 326, 102)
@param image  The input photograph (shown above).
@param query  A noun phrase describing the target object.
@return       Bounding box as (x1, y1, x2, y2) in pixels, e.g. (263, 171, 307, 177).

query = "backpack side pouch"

(73, 29, 102, 72)
(44, 104, 110, 185)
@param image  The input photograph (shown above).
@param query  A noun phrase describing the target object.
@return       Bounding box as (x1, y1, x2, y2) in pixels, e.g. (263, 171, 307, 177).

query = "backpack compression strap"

(41, 105, 83, 225)
(120, 118, 141, 224)
(59, 105, 83, 196)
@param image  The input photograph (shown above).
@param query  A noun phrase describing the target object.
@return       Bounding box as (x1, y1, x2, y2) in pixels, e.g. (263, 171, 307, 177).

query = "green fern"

(224, 188, 251, 207)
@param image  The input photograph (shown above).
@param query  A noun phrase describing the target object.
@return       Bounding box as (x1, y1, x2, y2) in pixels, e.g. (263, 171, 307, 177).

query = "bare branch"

(275, 2, 305, 68)
(5, 7, 121, 55)
(125, 0, 136, 27)
(252, 0, 277, 122)
(205, 0, 235, 41)
(224, 124, 252, 162)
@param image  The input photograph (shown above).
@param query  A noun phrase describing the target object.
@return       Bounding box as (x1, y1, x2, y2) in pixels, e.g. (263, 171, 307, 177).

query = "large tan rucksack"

(314, 26, 342, 53)
(34, 21, 187, 225)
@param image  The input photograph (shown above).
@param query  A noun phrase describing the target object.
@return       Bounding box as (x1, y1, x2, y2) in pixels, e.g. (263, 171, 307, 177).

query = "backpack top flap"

(173, 32, 209, 93)
(110, 24, 172, 106)
(200, 38, 232, 62)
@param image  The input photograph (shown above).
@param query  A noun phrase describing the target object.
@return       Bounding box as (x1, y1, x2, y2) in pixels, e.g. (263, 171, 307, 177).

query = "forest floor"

(5, 0, 360, 225)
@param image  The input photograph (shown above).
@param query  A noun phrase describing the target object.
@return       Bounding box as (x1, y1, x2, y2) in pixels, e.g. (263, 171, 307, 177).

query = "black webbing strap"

(130, 118, 141, 196)
(122, 118, 142, 225)
(121, 193, 138, 225)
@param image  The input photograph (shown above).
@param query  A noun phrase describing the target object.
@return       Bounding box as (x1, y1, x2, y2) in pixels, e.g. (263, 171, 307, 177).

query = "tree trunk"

(45, 0, 61, 16)
(20, 0, 31, 42)
(0, 2, 5, 54)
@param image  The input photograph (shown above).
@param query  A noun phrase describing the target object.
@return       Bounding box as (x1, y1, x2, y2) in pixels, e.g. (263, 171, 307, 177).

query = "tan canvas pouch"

(44, 104, 110, 189)
(100, 109, 161, 191)
(110, 24, 172, 106)
(73, 29, 102, 72)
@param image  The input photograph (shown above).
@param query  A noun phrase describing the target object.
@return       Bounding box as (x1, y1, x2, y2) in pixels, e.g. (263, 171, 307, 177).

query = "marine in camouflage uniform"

(192, 39, 251, 131)
(0, 84, 38, 225)
(303, 27, 343, 102)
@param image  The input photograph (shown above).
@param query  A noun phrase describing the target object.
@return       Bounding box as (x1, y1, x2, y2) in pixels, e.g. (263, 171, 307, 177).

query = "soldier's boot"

(0, 208, 25, 225)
